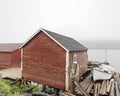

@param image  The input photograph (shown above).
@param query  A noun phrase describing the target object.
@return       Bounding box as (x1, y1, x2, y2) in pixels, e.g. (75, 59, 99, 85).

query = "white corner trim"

(66, 50, 69, 91)
(42, 30, 68, 51)
(20, 48, 23, 78)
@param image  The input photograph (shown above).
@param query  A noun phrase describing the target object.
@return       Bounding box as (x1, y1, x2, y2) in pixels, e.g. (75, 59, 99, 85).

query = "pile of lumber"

(60, 92, 76, 96)
(75, 72, 120, 96)
(76, 76, 93, 95)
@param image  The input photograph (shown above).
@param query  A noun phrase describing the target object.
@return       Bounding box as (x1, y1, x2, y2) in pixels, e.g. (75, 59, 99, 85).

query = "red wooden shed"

(0, 43, 22, 69)
(20, 28, 88, 91)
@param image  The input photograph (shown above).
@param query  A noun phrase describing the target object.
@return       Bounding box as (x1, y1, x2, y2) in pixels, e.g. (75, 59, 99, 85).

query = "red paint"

(0, 49, 21, 69)
(11, 49, 21, 67)
(22, 31, 88, 90)
(0, 52, 11, 69)
(22, 32, 66, 89)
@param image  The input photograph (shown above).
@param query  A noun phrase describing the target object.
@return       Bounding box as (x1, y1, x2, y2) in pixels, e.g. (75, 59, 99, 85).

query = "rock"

(0, 93, 5, 96)
(32, 92, 50, 96)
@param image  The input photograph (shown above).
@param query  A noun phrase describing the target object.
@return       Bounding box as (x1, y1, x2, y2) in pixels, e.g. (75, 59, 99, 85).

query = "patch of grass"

(32, 86, 43, 92)
(0, 79, 12, 95)
(0, 78, 42, 96)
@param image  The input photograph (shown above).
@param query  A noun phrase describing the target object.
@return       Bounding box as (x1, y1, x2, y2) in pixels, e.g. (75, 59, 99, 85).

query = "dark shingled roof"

(20, 28, 87, 51)
(0, 43, 22, 52)
(43, 29, 87, 51)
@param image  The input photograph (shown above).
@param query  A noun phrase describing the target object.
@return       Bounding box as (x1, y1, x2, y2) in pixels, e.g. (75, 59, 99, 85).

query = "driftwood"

(80, 78, 88, 85)
(99, 80, 105, 95)
(10, 78, 21, 85)
(54, 72, 120, 96)
(86, 82, 94, 93)
(115, 81, 119, 96)
(64, 92, 76, 96)
(102, 80, 107, 95)
(109, 79, 115, 96)
(94, 83, 98, 96)
(60, 92, 76, 96)
(106, 80, 110, 92)
(74, 79, 90, 96)
(85, 81, 91, 90)
(76, 70, 120, 96)
(106, 79, 113, 93)
(97, 83, 101, 96)
(60, 92, 75, 96)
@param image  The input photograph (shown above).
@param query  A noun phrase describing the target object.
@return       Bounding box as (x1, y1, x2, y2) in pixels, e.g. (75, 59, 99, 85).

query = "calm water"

(88, 49, 120, 72)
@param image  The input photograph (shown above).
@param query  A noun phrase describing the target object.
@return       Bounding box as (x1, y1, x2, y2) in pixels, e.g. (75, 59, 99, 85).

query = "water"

(88, 49, 120, 72)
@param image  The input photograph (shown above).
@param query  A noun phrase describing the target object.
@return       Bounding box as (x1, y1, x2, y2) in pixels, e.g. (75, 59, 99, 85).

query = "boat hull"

(93, 68, 113, 81)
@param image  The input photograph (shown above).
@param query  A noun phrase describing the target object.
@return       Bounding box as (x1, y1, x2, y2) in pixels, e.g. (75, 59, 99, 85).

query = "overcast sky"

(0, 0, 120, 43)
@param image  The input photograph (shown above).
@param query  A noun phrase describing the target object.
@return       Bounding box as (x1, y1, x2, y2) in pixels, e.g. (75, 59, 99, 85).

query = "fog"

(0, 0, 120, 43)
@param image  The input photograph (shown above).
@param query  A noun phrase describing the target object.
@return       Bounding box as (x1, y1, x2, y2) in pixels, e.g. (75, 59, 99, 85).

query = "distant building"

(0, 43, 22, 69)
(20, 28, 88, 91)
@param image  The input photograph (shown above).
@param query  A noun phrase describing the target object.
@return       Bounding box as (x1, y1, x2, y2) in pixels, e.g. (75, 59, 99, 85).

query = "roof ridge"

(42, 29, 87, 51)
(42, 28, 73, 39)
(20, 28, 87, 51)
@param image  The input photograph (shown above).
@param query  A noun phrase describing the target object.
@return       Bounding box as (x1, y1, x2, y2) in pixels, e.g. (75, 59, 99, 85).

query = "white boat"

(99, 64, 115, 72)
(92, 64, 115, 81)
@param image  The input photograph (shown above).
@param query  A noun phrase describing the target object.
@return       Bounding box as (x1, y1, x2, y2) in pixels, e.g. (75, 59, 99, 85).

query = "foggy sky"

(0, 0, 120, 43)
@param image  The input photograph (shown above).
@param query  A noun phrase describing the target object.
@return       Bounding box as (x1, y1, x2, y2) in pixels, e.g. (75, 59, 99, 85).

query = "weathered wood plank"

(74, 79, 90, 96)
(109, 79, 115, 96)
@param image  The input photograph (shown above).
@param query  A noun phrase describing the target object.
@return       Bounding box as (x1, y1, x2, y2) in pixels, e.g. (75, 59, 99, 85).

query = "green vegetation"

(0, 78, 42, 96)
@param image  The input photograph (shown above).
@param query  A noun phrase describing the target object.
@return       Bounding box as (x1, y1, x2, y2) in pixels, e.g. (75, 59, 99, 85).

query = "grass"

(0, 78, 42, 96)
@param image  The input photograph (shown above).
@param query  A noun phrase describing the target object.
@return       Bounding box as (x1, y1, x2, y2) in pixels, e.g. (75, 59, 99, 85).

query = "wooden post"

(94, 83, 98, 96)
(100, 80, 105, 94)
(107, 79, 114, 93)
(115, 81, 119, 96)
(71, 78, 76, 94)
(109, 79, 115, 96)
(70, 61, 77, 94)
(102, 80, 107, 95)
(97, 83, 101, 96)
